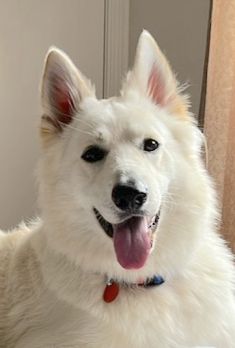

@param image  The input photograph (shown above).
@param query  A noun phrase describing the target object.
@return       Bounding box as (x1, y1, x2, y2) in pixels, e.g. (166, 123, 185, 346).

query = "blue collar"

(141, 275, 165, 287)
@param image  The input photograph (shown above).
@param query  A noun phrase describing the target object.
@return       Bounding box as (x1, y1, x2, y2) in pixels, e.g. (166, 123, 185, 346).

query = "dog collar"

(103, 275, 165, 303)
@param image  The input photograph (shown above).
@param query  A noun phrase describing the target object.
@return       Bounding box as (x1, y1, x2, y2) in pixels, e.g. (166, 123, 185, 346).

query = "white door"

(0, 0, 105, 229)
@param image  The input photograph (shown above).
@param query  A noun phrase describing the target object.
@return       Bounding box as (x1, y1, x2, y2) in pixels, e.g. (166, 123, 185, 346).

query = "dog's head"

(39, 31, 210, 279)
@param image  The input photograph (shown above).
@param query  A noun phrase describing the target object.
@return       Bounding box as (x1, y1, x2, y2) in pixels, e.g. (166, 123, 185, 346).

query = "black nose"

(112, 184, 147, 211)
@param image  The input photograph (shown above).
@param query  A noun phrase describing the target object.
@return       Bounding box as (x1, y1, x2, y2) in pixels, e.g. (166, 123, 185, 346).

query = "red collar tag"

(103, 281, 119, 303)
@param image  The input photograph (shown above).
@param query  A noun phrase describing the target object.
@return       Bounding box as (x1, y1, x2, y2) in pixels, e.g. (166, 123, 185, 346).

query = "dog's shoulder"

(0, 221, 32, 278)
(0, 219, 42, 347)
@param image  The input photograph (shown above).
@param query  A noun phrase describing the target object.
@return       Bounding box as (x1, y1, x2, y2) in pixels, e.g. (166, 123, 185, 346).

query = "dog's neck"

(30, 224, 166, 308)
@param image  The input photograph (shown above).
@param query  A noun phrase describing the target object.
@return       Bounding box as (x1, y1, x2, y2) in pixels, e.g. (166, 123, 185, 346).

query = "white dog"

(0, 31, 234, 348)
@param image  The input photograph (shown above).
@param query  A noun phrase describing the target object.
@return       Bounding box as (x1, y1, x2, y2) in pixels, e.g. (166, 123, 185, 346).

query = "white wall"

(0, 0, 105, 229)
(129, 0, 210, 117)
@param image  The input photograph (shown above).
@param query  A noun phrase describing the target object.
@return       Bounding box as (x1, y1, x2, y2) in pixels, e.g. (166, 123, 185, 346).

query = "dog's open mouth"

(93, 208, 160, 270)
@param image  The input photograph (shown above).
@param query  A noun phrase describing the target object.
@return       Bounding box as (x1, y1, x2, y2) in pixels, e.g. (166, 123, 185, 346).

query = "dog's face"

(39, 31, 204, 276)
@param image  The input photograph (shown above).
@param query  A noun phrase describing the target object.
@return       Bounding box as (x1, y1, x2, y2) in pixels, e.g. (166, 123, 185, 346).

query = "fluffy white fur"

(0, 31, 234, 348)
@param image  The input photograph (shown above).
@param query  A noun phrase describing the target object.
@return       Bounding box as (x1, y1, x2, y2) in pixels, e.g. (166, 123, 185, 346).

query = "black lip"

(93, 208, 114, 238)
(93, 208, 160, 239)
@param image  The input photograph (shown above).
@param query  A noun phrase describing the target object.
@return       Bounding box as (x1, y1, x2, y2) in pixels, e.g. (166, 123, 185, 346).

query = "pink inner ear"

(53, 79, 75, 125)
(147, 65, 165, 106)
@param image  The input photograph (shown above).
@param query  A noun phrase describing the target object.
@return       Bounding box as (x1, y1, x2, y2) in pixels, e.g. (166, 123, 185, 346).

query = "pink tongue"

(113, 216, 151, 269)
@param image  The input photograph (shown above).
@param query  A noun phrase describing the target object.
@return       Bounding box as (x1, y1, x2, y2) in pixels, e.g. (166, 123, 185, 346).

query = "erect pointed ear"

(41, 47, 94, 134)
(123, 31, 188, 116)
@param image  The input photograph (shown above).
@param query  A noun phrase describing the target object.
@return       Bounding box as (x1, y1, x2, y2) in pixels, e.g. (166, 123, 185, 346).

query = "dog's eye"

(81, 146, 107, 163)
(143, 138, 159, 152)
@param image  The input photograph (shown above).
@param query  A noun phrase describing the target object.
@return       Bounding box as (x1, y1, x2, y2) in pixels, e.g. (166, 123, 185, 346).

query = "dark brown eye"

(143, 138, 159, 152)
(81, 146, 107, 163)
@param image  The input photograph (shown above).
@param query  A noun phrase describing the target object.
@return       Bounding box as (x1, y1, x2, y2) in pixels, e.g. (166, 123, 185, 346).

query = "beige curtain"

(204, 0, 235, 252)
